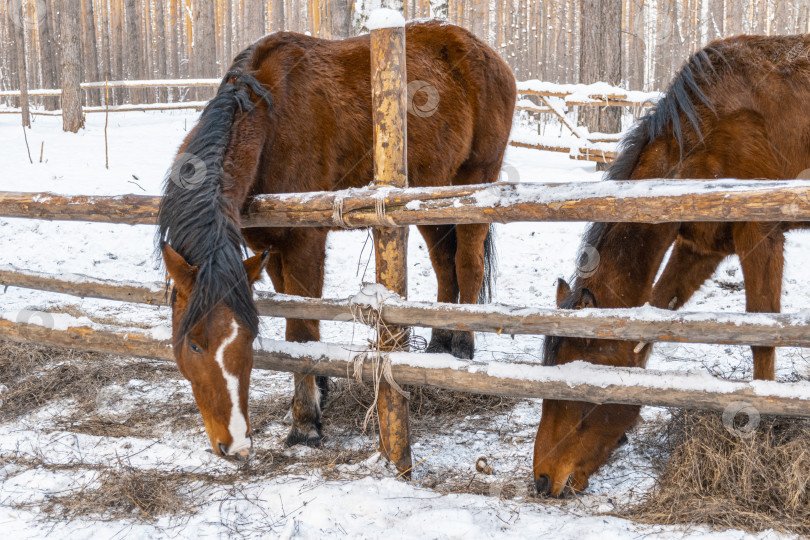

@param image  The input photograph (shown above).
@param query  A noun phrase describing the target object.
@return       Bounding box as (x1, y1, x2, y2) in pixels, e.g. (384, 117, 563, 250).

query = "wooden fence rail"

(1, 180, 809, 229)
(1, 316, 808, 418)
(2, 267, 810, 348)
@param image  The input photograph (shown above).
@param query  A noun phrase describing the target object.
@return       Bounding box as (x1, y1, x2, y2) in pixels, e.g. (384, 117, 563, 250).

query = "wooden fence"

(1, 24, 810, 475)
(0, 78, 656, 163)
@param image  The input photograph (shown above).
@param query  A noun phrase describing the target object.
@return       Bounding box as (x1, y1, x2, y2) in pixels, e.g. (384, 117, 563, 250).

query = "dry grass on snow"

(625, 410, 810, 536)
(7, 338, 810, 535)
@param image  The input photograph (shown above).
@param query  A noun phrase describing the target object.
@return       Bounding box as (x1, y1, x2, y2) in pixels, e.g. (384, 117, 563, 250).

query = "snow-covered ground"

(0, 111, 807, 538)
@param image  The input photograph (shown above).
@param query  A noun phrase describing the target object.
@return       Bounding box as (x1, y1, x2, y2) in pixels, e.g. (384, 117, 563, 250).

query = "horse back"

(243, 21, 515, 196)
(619, 34, 810, 184)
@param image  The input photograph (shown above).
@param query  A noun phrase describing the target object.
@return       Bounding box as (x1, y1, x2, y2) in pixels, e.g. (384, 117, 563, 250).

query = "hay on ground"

(0, 340, 180, 424)
(625, 409, 810, 536)
(41, 468, 198, 522)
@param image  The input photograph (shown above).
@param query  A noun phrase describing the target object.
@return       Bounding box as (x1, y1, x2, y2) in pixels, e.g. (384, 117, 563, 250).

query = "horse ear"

(162, 244, 198, 296)
(244, 249, 271, 286)
(578, 288, 597, 309)
(556, 279, 571, 307)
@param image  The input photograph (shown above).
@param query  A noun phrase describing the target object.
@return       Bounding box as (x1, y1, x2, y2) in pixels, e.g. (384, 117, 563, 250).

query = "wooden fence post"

(370, 11, 412, 476)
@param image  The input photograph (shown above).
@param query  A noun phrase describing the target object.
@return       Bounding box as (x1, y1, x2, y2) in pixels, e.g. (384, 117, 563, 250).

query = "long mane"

(606, 47, 720, 182)
(542, 46, 723, 366)
(157, 45, 272, 341)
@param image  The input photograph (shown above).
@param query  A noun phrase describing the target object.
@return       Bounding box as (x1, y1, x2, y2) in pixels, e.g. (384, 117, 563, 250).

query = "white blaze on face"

(214, 318, 251, 455)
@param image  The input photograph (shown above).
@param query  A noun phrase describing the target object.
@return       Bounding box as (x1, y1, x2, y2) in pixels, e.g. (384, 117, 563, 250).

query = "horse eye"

(189, 342, 202, 354)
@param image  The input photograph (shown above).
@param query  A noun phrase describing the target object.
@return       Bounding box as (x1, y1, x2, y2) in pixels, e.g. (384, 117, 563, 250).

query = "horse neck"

(576, 221, 679, 309)
(222, 110, 270, 221)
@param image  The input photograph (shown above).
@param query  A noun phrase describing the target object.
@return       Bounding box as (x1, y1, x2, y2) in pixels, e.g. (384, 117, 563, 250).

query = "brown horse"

(534, 34, 810, 497)
(157, 21, 515, 456)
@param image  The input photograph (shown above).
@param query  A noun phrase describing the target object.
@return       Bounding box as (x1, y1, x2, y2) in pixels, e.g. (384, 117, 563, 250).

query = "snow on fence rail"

(0, 178, 809, 398)
(1, 179, 810, 227)
(1, 314, 809, 418)
(2, 265, 810, 348)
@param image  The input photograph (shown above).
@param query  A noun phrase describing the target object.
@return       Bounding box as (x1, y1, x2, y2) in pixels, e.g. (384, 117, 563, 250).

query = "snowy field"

(0, 110, 808, 538)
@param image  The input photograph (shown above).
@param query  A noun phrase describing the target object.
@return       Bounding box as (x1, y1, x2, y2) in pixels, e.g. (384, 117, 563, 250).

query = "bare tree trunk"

(707, 0, 724, 41)
(100, 0, 113, 91)
(192, 0, 216, 100)
(579, 0, 622, 135)
(60, 0, 84, 132)
(224, 0, 233, 62)
(168, 0, 179, 79)
(800, 1, 810, 34)
(82, 0, 100, 105)
(271, 0, 284, 31)
(143, 0, 154, 100)
(329, 0, 351, 38)
(2, 6, 19, 97)
(726, 0, 743, 36)
(12, 0, 30, 127)
(38, 1, 60, 109)
(628, 0, 645, 90)
(155, 0, 168, 101)
(123, 0, 142, 103)
(112, 0, 125, 103)
(245, 0, 265, 45)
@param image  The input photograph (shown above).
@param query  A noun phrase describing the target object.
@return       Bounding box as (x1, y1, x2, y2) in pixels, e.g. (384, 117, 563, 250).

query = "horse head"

(533, 278, 649, 497)
(162, 244, 269, 458)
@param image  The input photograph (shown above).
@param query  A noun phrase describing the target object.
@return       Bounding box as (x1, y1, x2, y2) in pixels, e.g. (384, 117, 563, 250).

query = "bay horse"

(534, 34, 810, 497)
(157, 21, 515, 457)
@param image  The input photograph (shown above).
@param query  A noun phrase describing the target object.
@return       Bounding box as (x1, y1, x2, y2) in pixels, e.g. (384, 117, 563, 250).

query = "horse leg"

(418, 225, 459, 354)
(734, 224, 784, 381)
(650, 236, 727, 312)
(452, 223, 492, 359)
(280, 228, 328, 446)
(437, 158, 501, 359)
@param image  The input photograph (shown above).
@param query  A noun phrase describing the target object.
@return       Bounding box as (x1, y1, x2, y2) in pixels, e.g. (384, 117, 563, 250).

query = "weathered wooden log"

(508, 141, 616, 162)
(0, 267, 168, 305)
(3, 180, 810, 228)
(1, 317, 809, 419)
(0, 79, 219, 97)
(1, 103, 209, 115)
(0, 316, 173, 360)
(517, 88, 656, 108)
(3, 267, 810, 347)
(0, 192, 160, 224)
(370, 19, 412, 476)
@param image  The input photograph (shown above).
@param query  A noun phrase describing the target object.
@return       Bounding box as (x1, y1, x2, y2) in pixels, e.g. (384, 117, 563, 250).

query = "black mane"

(157, 45, 272, 342)
(606, 48, 720, 181)
(543, 46, 723, 366)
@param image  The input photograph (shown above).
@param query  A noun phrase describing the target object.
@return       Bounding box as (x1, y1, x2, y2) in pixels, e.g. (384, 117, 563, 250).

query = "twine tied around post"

(348, 283, 410, 431)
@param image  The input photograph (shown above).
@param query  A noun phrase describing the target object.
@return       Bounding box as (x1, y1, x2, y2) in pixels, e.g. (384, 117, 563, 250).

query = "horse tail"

(477, 225, 497, 304)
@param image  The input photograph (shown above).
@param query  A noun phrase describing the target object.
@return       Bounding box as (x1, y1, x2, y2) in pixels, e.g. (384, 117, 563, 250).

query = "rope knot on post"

(331, 195, 350, 228)
(348, 283, 411, 431)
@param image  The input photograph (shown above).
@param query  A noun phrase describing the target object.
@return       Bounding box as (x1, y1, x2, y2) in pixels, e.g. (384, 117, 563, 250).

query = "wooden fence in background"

(0, 78, 658, 163)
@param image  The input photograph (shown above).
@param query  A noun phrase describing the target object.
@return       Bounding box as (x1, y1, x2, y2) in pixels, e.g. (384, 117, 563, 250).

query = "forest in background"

(1, 0, 808, 108)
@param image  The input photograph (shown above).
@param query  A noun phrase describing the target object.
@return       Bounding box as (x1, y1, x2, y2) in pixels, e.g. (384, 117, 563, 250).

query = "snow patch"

(367, 8, 405, 30)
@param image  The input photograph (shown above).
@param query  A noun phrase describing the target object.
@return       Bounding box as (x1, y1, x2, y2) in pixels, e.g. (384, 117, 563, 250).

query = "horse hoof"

(284, 425, 323, 448)
(427, 329, 453, 354)
(450, 331, 475, 359)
